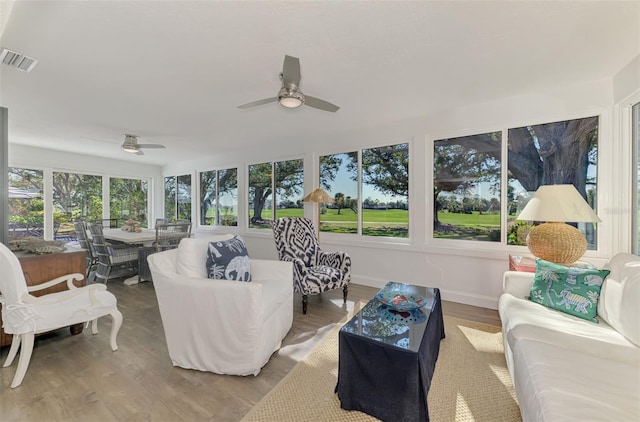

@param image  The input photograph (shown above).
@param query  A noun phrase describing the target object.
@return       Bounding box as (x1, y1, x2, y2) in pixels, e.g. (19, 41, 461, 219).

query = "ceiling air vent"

(0, 48, 38, 72)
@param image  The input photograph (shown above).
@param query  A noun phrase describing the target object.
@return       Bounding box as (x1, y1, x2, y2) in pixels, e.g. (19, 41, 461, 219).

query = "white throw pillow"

(598, 253, 640, 346)
(176, 234, 235, 278)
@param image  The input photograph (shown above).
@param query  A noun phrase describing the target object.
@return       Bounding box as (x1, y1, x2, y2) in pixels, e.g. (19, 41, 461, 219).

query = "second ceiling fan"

(121, 134, 165, 155)
(238, 55, 340, 113)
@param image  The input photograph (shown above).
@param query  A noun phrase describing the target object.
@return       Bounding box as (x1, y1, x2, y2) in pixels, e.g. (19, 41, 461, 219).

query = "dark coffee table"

(335, 282, 445, 422)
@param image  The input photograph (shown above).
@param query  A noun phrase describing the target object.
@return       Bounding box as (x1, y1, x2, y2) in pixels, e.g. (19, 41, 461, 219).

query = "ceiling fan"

(121, 134, 165, 155)
(238, 55, 340, 113)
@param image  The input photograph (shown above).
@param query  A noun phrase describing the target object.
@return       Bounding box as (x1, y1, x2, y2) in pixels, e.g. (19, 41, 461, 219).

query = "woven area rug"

(242, 316, 521, 422)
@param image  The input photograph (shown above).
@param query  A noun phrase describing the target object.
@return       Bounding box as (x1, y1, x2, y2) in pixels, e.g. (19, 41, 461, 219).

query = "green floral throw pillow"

(528, 259, 610, 322)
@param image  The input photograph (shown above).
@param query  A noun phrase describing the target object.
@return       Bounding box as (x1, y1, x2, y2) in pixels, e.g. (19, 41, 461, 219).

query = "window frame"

(246, 156, 305, 231)
(628, 98, 640, 254)
(427, 111, 609, 257)
(164, 173, 193, 223)
(8, 165, 152, 237)
(317, 141, 412, 241)
(197, 167, 239, 228)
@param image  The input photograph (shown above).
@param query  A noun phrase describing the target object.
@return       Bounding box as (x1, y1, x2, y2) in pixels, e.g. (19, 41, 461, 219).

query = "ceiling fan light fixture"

(121, 145, 138, 153)
(278, 88, 304, 108)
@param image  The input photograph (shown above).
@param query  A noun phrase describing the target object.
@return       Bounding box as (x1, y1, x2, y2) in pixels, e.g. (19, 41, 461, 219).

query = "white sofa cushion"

(511, 335, 640, 422)
(500, 292, 638, 362)
(598, 253, 640, 346)
(176, 233, 234, 278)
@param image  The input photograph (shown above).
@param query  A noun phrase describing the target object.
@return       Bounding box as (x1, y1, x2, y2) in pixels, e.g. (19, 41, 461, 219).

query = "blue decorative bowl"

(375, 290, 427, 312)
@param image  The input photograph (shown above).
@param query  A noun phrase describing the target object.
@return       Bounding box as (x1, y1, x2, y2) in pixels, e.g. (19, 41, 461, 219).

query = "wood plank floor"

(0, 279, 500, 421)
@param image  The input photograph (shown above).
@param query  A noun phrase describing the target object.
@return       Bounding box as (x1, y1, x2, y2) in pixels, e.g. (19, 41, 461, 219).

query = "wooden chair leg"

(343, 285, 349, 303)
(302, 295, 308, 315)
(11, 333, 34, 388)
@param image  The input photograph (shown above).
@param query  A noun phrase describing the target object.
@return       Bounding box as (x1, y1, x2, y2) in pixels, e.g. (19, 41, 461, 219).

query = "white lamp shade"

(516, 184, 600, 223)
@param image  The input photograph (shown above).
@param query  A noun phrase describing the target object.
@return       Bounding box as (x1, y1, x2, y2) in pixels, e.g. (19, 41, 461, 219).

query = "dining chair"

(138, 222, 192, 282)
(0, 242, 122, 388)
(87, 222, 139, 283)
(73, 220, 98, 277)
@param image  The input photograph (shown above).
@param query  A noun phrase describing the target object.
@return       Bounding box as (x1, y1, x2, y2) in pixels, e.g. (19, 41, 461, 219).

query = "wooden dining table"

(102, 228, 157, 246)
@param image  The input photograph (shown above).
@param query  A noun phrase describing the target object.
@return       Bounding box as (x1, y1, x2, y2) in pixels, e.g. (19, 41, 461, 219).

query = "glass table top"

(340, 281, 438, 352)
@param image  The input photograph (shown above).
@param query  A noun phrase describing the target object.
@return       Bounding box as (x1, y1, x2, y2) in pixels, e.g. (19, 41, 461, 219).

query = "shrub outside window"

(164, 174, 192, 222)
(8, 168, 44, 239)
(53, 171, 103, 226)
(110, 177, 148, 227)
(164, 176, 176, 220)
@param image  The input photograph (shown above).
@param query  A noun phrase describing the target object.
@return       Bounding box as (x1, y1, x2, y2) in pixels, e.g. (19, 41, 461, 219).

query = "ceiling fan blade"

(237, 97, 277, 109)
(304, 95, 340, 112)
(282, 55, 301, 89)
(138, 144, 165, 149)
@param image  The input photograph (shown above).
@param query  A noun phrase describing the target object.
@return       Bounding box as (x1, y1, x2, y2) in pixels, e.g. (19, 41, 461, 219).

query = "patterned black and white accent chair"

(272, 217, 351, 314)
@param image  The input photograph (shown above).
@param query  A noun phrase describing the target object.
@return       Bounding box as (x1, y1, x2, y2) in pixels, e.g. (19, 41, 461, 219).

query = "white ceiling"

(0, 1, 638, 166)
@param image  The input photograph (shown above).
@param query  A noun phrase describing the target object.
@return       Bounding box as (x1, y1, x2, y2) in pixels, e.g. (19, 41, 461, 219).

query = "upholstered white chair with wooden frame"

(0, 242, 122, 388)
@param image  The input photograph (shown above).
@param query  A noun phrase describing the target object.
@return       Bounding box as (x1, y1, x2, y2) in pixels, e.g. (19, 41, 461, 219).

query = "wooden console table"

(0, 249, 87, 347)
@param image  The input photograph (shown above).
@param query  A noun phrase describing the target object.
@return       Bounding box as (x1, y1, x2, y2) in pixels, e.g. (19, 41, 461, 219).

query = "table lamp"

(516, 184, 600, 264)
(302, 187, 335, 240)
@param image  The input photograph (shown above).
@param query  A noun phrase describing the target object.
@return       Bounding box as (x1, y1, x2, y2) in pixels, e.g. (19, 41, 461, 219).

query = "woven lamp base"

(526, 222, 587, 265)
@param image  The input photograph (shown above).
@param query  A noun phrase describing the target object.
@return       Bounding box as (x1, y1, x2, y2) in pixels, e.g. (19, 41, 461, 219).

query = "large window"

(275, 159, 304, 219)
(248, 159, 303, 229)
(164, 174, 192, 222)
(200, 168, 238, 226)
(164, 177, 176, 220)
(320, 142, 409, 238)
(362, 143, 409, 237)
(433, 116, 600, 247)
(8, 168, 44, 239)
(507, 117, 599, 249)
(320, 152, 358, 233)
(433, 132, 502, 242)
(110, 177, 148, 227)
(633, 102, 640, 254)
(53, 171, 102, 227)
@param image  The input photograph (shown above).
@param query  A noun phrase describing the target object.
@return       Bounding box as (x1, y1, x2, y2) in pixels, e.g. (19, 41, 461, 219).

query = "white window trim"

(426, 110, 613, 259)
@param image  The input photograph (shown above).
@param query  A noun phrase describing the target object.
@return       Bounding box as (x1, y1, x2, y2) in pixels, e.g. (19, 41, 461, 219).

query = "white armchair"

(147, 235, 293, 376)
(0, 242, 122, 388)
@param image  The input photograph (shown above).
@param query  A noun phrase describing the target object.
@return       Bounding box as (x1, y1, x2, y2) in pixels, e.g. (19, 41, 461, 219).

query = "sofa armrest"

(250, 259, 293, 282)
(503, 271, 535, 298)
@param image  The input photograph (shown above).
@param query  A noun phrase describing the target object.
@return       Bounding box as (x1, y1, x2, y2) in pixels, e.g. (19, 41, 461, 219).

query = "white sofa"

(499, 253, 640, 422)
(148, 234, 293, 376)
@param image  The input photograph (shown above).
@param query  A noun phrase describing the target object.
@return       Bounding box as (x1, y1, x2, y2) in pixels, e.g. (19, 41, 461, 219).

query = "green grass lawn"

(249, 208, 410, 237)
(435, 211, 500, 241)
(436, 211, 500, 227)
